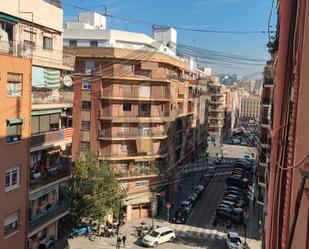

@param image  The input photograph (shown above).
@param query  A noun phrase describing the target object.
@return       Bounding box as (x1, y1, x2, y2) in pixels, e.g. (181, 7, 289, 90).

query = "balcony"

(31, 128, 73, 148)
(99, 129, 167, 140)
(100, 113, 170, 123)
(99, 151, 168, 161)
(0, 40, 72, 70)
(29, 159, 72, 191)
(101, 90, 170, 102)
(262, 97, 271, 105)
(28, 196, 70, 234)
(264, 77, 274, 86)
(32, 90, 73, 107)
(114, 164, 160, 179)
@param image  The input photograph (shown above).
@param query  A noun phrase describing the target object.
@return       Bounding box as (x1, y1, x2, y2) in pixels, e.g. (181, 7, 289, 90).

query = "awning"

(0, 12, 21, 23)
(31, 109, 62, 116)
(29, 184, 58, 201)
(44, 68, 60, 89)
(7, 118, 24, 126)
(178, 84, 185, 95)
(136, 139, 153, 153)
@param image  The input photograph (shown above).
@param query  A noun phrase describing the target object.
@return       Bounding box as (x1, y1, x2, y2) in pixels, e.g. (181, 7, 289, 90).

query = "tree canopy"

(64, 150, 126, 229)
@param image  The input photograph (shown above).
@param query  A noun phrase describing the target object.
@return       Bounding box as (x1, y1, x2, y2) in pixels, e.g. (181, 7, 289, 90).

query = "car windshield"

(230, 237, 241, 244)
(149, 231, 160, 237)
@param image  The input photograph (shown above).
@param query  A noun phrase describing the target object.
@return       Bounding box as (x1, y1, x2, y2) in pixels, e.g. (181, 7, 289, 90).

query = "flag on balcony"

(62, 128, 73, 139)
(44, 68, 60, 89)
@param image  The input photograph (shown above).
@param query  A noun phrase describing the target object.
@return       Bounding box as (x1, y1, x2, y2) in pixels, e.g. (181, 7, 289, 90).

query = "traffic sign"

(166, 202, 171, 209)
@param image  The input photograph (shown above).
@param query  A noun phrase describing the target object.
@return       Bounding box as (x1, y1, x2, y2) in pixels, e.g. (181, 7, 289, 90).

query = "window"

(5, 166, 20, 192)
(122, 84, 131, 92)
(135, 180, 149, 188)
(43, 36, 52, 50)
(81, 121, 90, 130)
(90, 40, 98, 47)
(4, 212, 19, 237)
(123, 64, 133, 72)
(82, 101, 91, 111)
(121, 141, 129, 152)
(82, 79, 92, 90)
(6, 123, 22, 143)
(7, 73, 22, 96)
(123, 103, 131, 112)
(85, 61, 95, 74)
(139, 104, 150, 116)
(122, 123, 130, 132)
(69, 40, 77, 46)
(80, 141, 90, 150)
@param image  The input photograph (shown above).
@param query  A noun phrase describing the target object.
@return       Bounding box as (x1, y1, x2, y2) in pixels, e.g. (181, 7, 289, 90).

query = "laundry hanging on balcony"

(44, 68, 61, 89)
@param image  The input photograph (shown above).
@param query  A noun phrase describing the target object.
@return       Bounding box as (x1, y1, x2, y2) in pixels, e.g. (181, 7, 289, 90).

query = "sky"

(62, 0, 276, 78)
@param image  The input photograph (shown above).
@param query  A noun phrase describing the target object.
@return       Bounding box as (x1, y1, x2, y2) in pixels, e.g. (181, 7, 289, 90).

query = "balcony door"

(139, 83, 151, 98)
(138, 124, 149, 136)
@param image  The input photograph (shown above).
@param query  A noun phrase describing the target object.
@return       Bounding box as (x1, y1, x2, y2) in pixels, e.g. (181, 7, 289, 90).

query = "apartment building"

(0, 54, 31, 249)
(0, 1, 73, 248)
(64, 12, 208, 220)
(258, 61, 274, 249)
(264, 0, 309, 248)
(206, 80, 226, 156)
(240, 95, 261, 120)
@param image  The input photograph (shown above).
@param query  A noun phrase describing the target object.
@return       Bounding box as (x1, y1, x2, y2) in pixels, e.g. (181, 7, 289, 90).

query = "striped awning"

(0, 12, 21, 23)
(44, 68, 60, 89)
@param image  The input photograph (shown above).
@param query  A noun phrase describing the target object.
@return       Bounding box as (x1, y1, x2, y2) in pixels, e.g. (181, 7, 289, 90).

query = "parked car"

(216, 209, 244, 225)
(227, 176, 249, 189)
(223, 195, 246, 208)
(187, 194, 198, 205)
(221, 200, 243, 209)
(180, 201, 192, 213)
(226, 190, 249, 204)
(39, 237, 56, 249)
(194, 184, 205, 192)
(217, 205, 244, 216)
(142, 227, 176, 247)
(72, 222, 92, 236)
(226, 232, 244, 249)
(172, 209, 189, 224)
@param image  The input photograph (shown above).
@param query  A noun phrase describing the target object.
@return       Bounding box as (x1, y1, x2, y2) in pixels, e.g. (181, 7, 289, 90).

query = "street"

(69, 145, 261, 249)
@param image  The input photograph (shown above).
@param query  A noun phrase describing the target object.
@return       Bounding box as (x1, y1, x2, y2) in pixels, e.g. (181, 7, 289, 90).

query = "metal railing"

(101, 89, 169, 100)
(99, 129, 167, 138)
(29, 160, 72, 190)
(28, 196, 70, 233)
(32, 90, 73, 105)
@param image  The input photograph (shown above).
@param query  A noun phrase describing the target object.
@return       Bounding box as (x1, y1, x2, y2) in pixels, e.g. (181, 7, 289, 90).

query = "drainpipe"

(266, 0, 294, 248)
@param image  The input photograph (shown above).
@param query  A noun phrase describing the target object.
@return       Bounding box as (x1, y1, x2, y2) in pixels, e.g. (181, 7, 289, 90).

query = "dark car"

(226, 190, 249, 203)
(172, 209, 189, 224)
(226, 176, 249, 189)
(224, 195, 246, 208)
(216, 209, 244, 225)
(217, 205, 244, 216)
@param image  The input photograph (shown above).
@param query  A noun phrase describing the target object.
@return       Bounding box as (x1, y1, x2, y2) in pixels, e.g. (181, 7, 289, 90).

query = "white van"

(142, 227, 176, 247)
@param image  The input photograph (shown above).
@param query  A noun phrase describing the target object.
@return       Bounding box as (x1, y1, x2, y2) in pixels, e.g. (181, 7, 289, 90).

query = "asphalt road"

(186, 166, 232, 228)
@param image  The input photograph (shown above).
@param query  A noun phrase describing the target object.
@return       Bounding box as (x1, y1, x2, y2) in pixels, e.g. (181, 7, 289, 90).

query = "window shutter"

(31, 116, 39, 134)
(39, 115, 49, 133)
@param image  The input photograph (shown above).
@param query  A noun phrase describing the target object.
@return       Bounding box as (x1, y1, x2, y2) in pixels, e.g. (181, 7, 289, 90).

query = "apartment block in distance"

(64, 12, 208, 220)
(239, 95, 261, 121)
(0, 1, 74, 248)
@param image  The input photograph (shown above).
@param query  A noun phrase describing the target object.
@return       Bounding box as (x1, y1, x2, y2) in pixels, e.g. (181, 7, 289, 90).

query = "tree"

(63, 150, 126, 230)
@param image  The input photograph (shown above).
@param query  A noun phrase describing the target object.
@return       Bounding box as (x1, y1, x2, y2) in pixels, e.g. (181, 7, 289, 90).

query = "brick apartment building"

(0, 1, 74, 248)
(64, 12, 208, 220)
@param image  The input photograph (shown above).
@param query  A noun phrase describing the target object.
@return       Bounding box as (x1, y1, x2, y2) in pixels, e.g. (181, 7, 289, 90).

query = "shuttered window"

(39, 115, 49, 133)
(31, 116, 39, 134)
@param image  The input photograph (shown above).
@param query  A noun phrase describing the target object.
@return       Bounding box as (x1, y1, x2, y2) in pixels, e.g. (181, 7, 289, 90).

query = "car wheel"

(153, 242, 158, 247)
(170, 236, 175, 243)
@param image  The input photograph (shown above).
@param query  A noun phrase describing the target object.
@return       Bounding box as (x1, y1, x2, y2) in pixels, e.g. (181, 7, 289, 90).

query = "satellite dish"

(63, 75, 73, 87)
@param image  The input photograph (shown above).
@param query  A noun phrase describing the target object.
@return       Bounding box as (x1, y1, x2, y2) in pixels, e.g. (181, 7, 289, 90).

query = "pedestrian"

(122, 235, 127, 247)
(117, 235, 122, 249)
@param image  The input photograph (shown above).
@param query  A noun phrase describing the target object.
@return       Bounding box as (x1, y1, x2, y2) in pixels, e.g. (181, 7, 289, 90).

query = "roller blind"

(31, 116, 39, 134)
(39, 115, 49, 133)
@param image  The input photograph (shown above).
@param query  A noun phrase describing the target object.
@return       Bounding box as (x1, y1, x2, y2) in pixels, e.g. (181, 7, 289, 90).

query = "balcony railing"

(28, 196, 70, 233)
(31, 128, 73, 147)
(115, 165, 160, 178)
(99, 150, 168, 159)
(99, 129, 167, 138)
(101, 90, 169, 100)
(29, 160, 72, 190)
(100, 112, 170, 119)
(0, 40, 73, 68)
(32, 90, 73, 105)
